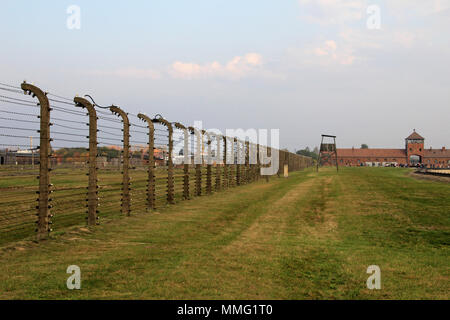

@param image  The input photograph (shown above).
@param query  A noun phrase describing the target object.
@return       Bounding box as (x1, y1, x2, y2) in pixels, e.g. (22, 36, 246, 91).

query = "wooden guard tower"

(317, 134, 338, 172)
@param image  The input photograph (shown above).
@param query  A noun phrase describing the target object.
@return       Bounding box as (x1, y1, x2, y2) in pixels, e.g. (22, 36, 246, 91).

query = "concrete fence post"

(175, 122, 190, 200)
(153, 116, 174, 204)
(235, 138, 241, 186)
(214, 134, 222, 191)
(110, 106, 131, 216)
(138, 113, 156, 210)
(251, 142, 257, 182)
(222, 136, 228, 189)
(277, 149, 283, 178)
(244, 141, 249, 183)
(256, 144, 261, 181)
(74, 97, 99, 225)
(266, 146, 271, 182)
(189, 126, 202, 197)
(226, 136, 235, 187)
(204, 130, 212, 195)
(21, 82, 52, 241)
(248, 143, 252, 182)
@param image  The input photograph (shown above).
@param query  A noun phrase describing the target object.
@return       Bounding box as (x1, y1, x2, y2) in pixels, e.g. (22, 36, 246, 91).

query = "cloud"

(168, 53, 265, 80)
(292, 0, 449, 70)
(386, 0, 450, 18)
(292, 39, 356, 66)
(298, 0, 450, 26)
(85, 53, 285, 81)
(90, 67, 161, 79)
(393, 31, 417, 48)
(298, 0, 367, 25)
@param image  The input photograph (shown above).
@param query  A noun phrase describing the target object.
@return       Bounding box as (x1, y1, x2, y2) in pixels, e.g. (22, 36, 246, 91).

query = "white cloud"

(298, 0, 367, 25)
(85, 53, 285, 81)
(168, 53, 265, 80)
(293, 0, 449, 71)
(387, 0, 450, 18)
(90, 67, 161, 79)
(393, 31, 417, 48)
(298, 0, 450, 26)
(292, 39, 356, 66)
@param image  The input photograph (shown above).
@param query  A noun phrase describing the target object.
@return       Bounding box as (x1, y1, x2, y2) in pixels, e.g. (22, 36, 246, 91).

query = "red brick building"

(332, 130, 450, 168)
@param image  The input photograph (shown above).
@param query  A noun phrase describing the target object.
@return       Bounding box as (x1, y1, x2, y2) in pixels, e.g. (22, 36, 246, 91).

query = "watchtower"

(317, 134, 338, 172)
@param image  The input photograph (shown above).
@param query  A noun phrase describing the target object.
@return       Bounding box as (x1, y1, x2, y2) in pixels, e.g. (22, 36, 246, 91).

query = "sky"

(1, 0, 449, 151)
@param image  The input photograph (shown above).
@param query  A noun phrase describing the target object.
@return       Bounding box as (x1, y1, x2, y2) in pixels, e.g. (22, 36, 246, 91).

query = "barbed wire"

(0, 133, 39, 139)
(98, 136, 122, 142)
(0, 108, 38, 117)
(51, 116, 87, 125)
(52, 105, 87, 116)
(47, 92, 73, 102)
(52, 138, 88, 144)
(98, 124, 122, 130)
(0, 143, 38, 149)
(48, 98, 75, 106)
(98, 129, 123, 137)
(0, 80, 312, 247)
(0, 82, 22, 90)
(0, 87, 24, 94)
(0, 116, 38, 124)
(0, 95, 39, 106)
(53, 123, 87, 131)
(0, 126, 38, 132)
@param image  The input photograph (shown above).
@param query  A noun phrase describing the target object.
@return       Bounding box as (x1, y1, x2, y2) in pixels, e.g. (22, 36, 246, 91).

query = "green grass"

(0, 167, 448, 299)
(0, 166, 225, 246)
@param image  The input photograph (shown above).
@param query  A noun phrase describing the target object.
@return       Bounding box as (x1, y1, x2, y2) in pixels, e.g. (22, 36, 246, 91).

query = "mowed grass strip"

(0, 167, 192, 246)
(0, 167, 448, 299)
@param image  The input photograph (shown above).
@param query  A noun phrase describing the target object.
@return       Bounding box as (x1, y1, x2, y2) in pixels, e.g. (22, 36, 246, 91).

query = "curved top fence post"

(188, 126, 202, 165)
(21, 82, 52, 241)
(175, 122, 190, 200)
(222, 135, 228, 188)
(212, 133, 222, 190)
(138, 113, 156, 210)
(203, 131, 213, 165)
(203, 130, 213, 194)
(110, 105, 131, 216)
(153, 116, 174, 204)
(210, 133, 222, 166)
(189, 126, 203, 196)
(174, 122, 190, 165)
(74, 97, 99, 226)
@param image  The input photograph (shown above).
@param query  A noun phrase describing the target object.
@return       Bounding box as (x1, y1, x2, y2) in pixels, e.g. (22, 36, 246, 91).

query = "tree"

(313, 146, 319, 155)
(361, 144, 369, 149)
(296, 147, 319, 160)
(97, 147, 120, 159)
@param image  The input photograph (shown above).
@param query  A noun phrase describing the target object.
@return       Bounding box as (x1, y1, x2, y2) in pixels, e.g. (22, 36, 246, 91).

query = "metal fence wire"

(0, 81, 314, 245)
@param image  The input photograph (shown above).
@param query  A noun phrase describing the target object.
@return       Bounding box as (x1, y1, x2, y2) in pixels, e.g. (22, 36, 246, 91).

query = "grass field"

(0, 165, 234, 246)
(0, 167, 449, 299)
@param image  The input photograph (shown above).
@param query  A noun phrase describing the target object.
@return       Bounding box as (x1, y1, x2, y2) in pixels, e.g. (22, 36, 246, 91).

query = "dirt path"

(167, 173, 340, 299)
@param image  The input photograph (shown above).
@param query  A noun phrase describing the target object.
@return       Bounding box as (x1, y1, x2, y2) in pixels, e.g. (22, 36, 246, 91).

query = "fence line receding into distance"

(0, 81, 313, 244)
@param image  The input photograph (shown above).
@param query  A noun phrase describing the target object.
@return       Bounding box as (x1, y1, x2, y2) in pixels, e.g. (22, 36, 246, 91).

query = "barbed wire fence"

(0, 81, 314, 245)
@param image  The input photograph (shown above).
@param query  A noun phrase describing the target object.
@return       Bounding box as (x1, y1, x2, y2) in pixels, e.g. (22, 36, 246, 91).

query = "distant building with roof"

(0, 148, 38, 165)
(323, 130, 450, 168)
